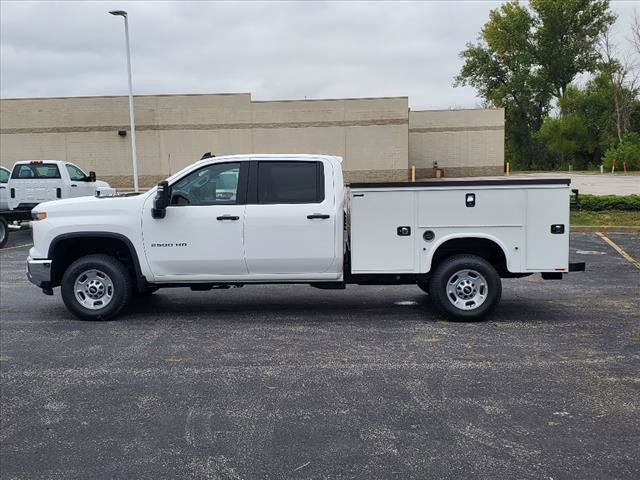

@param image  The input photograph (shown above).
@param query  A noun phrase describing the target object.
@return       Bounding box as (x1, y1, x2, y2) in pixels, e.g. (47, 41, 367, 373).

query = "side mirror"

(88, 171, 96, 182)
(152, 181, 170, 219)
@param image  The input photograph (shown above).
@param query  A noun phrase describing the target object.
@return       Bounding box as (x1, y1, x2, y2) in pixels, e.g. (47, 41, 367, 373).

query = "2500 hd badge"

(150, 242, 188, 248)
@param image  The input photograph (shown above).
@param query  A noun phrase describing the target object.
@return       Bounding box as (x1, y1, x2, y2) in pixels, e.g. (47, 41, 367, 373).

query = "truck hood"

(34, 192, 150, 216)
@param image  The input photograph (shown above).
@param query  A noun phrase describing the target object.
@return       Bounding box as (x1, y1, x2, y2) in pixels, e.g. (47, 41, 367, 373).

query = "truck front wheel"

(61, 254, 133, 321)
(429, 254, 501, 321)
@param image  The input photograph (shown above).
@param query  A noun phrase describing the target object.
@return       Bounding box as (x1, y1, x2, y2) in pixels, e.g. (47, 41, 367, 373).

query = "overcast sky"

(0, 0, 637, 109)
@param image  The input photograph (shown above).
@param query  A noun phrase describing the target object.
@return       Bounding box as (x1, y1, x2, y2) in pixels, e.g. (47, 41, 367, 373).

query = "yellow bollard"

(411, 165, 416, 182)
(506, 162, 510, 176)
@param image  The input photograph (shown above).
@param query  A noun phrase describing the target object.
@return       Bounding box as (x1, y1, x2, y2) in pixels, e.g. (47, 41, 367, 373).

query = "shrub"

(602, 132, 640, 171)
(576, 194, 640, 211)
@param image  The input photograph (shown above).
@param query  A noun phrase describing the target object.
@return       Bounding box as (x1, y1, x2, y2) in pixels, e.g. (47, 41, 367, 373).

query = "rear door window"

(257, 161, 324, 204)
(11, 163, 61, 179)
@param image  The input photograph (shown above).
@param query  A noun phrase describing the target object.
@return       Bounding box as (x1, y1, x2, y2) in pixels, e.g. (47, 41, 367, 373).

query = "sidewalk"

(516, 172, 639, 195)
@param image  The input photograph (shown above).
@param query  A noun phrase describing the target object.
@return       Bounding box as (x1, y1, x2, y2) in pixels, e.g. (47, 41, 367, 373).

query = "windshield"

(11, 163, 61, 179)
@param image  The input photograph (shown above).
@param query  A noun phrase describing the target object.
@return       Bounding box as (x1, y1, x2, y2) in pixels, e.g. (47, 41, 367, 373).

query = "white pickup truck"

(0, 166, 10, 211)
(27, 154, 584, 321)
(0, 160, 113, 247)
(7, 160, 112, 211)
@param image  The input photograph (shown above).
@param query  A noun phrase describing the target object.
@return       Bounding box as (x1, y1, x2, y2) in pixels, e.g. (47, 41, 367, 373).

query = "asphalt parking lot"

(1, 229, 639, 479)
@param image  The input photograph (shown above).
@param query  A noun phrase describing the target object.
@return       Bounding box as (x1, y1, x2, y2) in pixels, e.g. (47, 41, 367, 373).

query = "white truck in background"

(26, 154, 584, 321)
(0, 160, 113, 248)
(0, 166, 10, 211)
(7, 160, 113, 211)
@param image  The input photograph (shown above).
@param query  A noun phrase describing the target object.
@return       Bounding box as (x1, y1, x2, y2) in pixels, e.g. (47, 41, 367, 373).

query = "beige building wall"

(250, 98, 409, 182)
(0, 93, 409, 187)
(409, 108, 504, 178)
(1, 94, 504, 188)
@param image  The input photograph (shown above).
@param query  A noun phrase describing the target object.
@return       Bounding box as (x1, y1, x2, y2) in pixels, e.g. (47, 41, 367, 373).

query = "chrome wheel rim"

(0, 223, 5, 243)
(74, 269, 114, 310)
(446, 269, 488, 311)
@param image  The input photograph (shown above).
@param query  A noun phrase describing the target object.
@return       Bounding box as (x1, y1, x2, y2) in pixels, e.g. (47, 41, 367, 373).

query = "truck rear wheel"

(0, 217, 8, 248)
(61, 254, 133, 321)
(429, 254, 501, 321)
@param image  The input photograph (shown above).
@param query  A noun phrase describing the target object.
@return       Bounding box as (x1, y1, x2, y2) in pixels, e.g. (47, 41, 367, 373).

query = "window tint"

(65, 164, 87, 181)
(257, 161, 324, 204)
(11, 163, 61, 179)
(171, 162, 241, 206)
(0, 168, 8, 183)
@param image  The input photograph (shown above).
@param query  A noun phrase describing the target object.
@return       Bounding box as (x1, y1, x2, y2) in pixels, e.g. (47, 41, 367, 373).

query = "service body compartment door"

(350, 190, 415, 273)
(525, 188, 569, 271)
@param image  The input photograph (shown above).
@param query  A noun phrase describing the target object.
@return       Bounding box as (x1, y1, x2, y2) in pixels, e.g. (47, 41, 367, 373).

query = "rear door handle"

(71, 184, 77, 187)
(217, 215, 239, 221)
(307, 214, 330, 219)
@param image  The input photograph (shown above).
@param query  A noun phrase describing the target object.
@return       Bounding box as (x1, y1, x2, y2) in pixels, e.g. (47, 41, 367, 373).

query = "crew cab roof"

(195, 154, 343, 164)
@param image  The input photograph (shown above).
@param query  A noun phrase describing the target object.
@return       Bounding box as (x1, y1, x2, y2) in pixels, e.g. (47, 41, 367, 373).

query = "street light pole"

(109, 10, 139, 192)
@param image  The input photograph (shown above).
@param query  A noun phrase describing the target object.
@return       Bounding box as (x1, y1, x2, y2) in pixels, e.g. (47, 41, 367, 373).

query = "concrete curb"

(571, 225, 640, 233)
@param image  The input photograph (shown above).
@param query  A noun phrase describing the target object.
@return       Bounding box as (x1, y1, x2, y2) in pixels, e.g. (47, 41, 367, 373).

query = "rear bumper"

(569, 262, 586, 272)
(0, 208, 32, 222)
(542, 262, 586, 280)
(27, 257, 52, 287)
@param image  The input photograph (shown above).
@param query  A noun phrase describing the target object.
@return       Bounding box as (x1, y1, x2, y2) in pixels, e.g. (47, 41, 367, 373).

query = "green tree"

(456, 2, 549, 169)
(455, 0, 616, 169)
(532, 0, 616, 106)
(603, 132, 640, 171)
(534, 114, 596, 169)
(598, 30, 640, 142)
(552, 73, 640, 168)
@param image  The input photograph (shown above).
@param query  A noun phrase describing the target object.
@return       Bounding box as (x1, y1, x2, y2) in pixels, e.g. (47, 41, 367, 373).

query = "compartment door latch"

(465, 193, 476, 207)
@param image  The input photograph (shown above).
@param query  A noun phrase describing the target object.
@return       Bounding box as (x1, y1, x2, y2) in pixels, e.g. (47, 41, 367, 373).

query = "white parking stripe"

(0, 243, 33, 252)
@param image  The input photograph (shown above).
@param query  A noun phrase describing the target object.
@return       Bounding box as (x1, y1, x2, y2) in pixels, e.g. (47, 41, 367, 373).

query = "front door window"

(171, 163, 241, 206)
(65, 164, 87, 181)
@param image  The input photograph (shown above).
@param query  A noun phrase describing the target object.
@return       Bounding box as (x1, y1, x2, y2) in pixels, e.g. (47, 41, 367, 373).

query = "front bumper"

(27, 257, 52, 287)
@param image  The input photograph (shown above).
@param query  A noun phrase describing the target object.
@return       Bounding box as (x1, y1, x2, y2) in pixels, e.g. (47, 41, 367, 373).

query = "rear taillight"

(56, 188, 61, 198)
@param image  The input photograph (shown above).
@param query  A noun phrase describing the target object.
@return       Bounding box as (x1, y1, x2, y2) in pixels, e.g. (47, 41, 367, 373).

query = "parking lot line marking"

(0, 243, 33, 252)
(596, 232, 640, 269)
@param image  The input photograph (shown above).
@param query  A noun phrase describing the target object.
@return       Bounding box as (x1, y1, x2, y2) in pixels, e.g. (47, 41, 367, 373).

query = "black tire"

(429, 254, 501, 321)
(61, 254, 133, 321)
(0, 217, 8, 249)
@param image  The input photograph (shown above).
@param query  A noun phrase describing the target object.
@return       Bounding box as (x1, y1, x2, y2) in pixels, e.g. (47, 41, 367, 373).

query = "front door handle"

(307, 214, 330, 219)
(71, 184, 77, 187)
(217, 215, 239, 221)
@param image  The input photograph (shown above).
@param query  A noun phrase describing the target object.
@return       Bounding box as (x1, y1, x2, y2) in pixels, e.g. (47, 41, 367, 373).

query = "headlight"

(31, 211, 47, 221)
